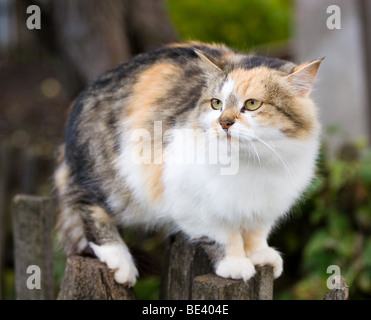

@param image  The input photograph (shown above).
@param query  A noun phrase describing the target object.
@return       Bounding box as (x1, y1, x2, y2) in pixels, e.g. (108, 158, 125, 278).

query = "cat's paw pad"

(249, 247, 283, 279)
(89, 242, 138, 287)
(215, 257, 256, 281)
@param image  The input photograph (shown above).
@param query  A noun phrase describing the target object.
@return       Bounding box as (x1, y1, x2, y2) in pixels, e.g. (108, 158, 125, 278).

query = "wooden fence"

(12, 194, 276, 300)
(11, 194, 349, 300)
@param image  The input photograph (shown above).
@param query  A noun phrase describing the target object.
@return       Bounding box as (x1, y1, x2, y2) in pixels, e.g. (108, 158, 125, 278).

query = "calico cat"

(54, 42, 322, 287)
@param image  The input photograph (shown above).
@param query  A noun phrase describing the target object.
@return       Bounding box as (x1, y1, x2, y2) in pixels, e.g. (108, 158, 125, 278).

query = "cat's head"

(195, 50, 322, 159)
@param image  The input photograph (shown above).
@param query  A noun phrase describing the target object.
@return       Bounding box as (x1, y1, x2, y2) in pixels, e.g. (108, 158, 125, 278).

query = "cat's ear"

(194, 49, 223, 75)
(287, 58, 324, 97)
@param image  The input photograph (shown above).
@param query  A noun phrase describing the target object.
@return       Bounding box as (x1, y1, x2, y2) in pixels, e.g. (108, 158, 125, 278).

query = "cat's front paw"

(249, 247, 283, 278)
(215, 257, 256, 281)
(89, 242, 138, 287)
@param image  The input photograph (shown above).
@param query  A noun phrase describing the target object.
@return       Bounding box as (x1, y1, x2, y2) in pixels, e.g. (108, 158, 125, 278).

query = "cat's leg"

(82, 205, 138, 287)
(209, 231, 256, 281)
(243, 228, 283, 279)
(55, 157, 137, 285)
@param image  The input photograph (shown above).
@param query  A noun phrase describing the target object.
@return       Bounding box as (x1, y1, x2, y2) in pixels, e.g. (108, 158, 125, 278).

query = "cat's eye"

(211, 98, 223, 110)
(243, 99, 263, 111)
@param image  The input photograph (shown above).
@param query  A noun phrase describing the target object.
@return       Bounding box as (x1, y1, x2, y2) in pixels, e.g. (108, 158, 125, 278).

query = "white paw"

(249, 247, 283, 279)
(89, 242, 138, 287)
(215, 257, 256, 281)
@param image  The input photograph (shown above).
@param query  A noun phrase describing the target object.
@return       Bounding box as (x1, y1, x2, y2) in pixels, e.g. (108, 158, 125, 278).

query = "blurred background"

(1, 0, 371, 300)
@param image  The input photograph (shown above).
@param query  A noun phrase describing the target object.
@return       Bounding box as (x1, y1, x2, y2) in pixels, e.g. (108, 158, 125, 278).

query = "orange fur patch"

(229, 68, 266, 99)
(91, 205, 112, 224)
(54, 161, 70, 194)
(126, 63, 179, 126)
(125, 63, 180, 204)
(243, 229, 268, 255)
(126, 63, 179, 129)
(143, 164, 163, 203)
(221, 51, 236, 61)
(225, 231, 245, 258)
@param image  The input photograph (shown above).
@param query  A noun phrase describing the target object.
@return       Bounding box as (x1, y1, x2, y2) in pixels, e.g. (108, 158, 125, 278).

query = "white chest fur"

(116, 127, 319, 244)
(158, 132, 319, 243)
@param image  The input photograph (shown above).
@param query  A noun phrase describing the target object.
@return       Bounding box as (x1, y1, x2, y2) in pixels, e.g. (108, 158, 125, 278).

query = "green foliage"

(276, 143, 371, 299)
(166, 0, 292, 51)
(135, 276, 160, 300)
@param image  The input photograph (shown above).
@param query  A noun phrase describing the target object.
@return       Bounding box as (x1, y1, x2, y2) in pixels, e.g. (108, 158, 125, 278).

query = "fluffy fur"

(54, 42, 322, 286)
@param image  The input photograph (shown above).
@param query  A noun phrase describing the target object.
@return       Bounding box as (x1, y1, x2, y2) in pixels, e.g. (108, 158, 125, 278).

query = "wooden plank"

(323, 275, 349, 300)
(13, 195, 55, 300)
(192, 266, 273, 300)
(57, 256, 136, 300)
(159, 234, 212, 299)
(160, 233, 274, 300)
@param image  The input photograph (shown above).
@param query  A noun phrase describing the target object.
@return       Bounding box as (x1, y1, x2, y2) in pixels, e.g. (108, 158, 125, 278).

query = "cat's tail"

(53, 144, 89, 256)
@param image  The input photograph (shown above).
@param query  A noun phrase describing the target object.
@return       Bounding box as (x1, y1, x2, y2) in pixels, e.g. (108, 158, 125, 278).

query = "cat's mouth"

(217, 127, 265, 145)
(225, 130, 232, 141)
(222, 129, 241, 143)
(221, 127, 265, 144)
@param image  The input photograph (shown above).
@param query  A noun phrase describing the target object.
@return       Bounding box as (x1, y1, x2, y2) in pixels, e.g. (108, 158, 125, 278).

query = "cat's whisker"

(237, 129, 291, 176)
(251, 134, 293, 179)
(247, 137, 262, 167)
(257, 133, 289, 167)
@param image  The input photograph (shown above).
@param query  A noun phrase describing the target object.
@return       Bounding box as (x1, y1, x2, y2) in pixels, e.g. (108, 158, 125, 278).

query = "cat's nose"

(219, 120, 234, 130)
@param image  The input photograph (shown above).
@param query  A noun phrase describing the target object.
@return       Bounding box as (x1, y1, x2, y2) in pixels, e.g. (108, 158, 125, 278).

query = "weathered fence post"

(160, 234, 213, 299)
(13, 195, 55, 299)
(0, 142, 10, 299)
(57, 256, 136, 300)
(192, 267, 273, 300)
(323, 275, 349, 300)
(160, 233, 274, 300)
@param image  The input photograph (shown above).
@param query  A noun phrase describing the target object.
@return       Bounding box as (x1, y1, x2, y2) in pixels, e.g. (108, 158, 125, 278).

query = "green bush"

(166, 0, 292, 51)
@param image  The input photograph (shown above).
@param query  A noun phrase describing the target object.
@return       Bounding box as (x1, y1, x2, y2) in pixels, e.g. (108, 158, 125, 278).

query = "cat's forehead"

(222, 67, 275, 99)
(219, 56, 296, 98)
